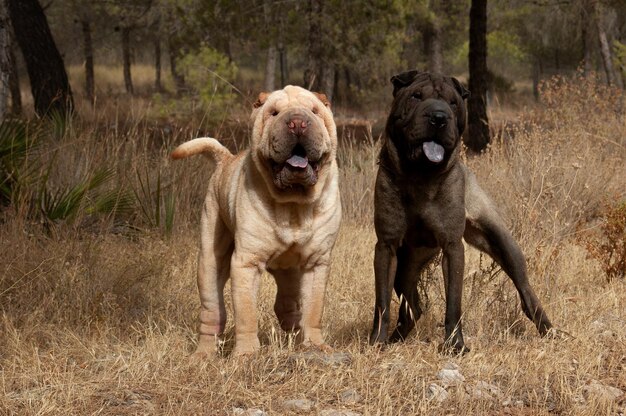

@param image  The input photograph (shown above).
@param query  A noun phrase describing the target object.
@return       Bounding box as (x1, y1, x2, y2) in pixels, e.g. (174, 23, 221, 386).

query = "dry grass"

(1, 74, 625, 415)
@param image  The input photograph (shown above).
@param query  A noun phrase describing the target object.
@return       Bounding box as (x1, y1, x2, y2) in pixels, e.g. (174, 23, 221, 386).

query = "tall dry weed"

(0, 75, 625, 414)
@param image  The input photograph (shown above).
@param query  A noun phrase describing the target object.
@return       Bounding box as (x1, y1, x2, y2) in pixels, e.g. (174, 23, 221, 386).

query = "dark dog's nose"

(429, 111, 448, 129)
(287, 116, 308, 136)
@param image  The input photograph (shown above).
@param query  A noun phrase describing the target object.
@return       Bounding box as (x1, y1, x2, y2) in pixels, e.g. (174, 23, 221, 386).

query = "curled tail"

(170, 137, 233, 163)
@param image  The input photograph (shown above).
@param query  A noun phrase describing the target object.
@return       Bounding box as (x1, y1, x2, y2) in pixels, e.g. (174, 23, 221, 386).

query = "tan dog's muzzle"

(268, 109, 327, 190)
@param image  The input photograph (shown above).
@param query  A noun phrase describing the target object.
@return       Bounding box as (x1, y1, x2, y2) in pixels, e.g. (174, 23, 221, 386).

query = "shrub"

(176, 44, 239, 113)
(583, 201, 626, 281)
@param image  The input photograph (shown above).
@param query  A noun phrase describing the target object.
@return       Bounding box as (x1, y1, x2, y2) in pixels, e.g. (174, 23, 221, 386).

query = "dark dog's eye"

(450, 102, 457, 109)
(411, 92, 422, 101)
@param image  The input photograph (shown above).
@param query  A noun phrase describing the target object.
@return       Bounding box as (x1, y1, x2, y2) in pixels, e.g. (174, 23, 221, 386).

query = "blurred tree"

(7, 32, 20, 115)
(304, 0, 324, 92)
(105, 0, 153, 95)
(466, 0, 490, 153)
(65, 0, 99, 105)
(590, 0, 616, 85)
(263, 0, 277, 91)
(0, 0, 10, 120)
(7, 0, 73, 117)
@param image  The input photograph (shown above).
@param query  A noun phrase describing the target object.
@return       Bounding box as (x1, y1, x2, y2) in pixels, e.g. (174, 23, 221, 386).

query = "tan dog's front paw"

(190, 335, 220, 361)
(232, 335, 261, 357)
(314, 343, 334, 353)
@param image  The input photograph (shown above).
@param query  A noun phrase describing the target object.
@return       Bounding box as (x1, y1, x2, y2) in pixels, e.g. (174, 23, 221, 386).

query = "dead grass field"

(1, 74, 625, 415)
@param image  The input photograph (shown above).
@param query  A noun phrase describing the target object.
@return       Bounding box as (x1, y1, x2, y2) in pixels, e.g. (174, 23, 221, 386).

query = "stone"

(426, 383, 450, 403)
(319, 410, 362, 416)
(468, 381, 502, 400)
(339, 389, 361, 404)
(232, 408, 267, 416)
(282, 399, 314, 412)
(437, 368, 465, 386)
(288, 351, 352, 367)
(583, 380, 624, 401)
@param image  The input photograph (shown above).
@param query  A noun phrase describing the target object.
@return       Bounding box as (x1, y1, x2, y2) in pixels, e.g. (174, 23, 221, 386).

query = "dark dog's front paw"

(439, 336, 470, 355)
(439, 343, 470, 355)
(389, 327, 411, 343)
(369, 327, 389, 346)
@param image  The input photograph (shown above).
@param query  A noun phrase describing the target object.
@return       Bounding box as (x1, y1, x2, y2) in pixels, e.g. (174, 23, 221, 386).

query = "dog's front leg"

(231, 253, 262, 356)
(369, 240, 399, 344)
(442, 240, 467, 353)
(299, 260, 331, 349)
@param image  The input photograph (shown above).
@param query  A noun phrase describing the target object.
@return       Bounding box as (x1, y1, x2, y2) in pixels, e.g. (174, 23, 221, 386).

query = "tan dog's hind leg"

(230, 253, 262, 356)
(194, 197, 233, 358)
(299, 259, 331, 350)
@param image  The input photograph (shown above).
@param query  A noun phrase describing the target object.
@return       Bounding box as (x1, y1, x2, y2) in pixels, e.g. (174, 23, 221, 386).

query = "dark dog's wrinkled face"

(386, 70, 469, 167)
(251, 86, 336, 199)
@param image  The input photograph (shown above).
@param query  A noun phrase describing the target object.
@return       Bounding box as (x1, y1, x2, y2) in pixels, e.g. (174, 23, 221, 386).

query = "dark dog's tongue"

(422, 141, 445, 163)
(286, 155, 308, 168)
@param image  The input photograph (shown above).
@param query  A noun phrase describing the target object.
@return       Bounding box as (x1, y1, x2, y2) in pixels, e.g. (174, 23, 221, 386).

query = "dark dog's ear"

(450, 77, 470, 100)
(390, 70, 420, 96)
(253, 92, 269, 108)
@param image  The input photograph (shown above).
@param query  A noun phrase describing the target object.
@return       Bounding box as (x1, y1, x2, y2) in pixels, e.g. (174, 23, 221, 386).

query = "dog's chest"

(267, 205, 315, 268)
(402, 179, 466, 244)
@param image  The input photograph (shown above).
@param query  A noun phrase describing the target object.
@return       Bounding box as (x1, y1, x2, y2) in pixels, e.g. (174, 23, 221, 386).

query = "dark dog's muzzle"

(428, 111, 448, 129)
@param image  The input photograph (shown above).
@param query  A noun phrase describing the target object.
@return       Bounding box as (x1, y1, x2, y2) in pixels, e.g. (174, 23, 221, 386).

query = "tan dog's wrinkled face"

(387, 71, 469, 169)
(251, 85, 337, 202)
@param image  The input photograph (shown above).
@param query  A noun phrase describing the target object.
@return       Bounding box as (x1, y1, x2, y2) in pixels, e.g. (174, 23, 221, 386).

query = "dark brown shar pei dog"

(172, 86, 341, 357)
(369, 70, 553, 353)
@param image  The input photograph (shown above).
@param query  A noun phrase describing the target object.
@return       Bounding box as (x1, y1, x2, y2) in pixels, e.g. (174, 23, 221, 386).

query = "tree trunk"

(321, 65, 335, 103)
(532, 57, 541, 102)
(278, 13, 288, 87)
(121, 27, 133, 95)
(81, 20, 94, 105)
(154, 38, 162, 92)
(581, 1, 594, 75)
(596, 25, 615, 86)
(264, 45, 277, 91)
(278, 43, 287, 87)
(7, 0, 73, 117)
(8, 36, 20, 115)
(168, 37, 185, 95)
(591, 0, 615, 85)
(422, 20, 443, 73)
(304, 0, 323, 91)
(466, 0, 490, 153)
(0, 0, 11, 120)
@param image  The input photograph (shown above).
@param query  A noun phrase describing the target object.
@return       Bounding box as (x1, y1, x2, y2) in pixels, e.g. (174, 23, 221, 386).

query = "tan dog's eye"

(270, 109, 279, 117)
(312, 107, 322, 117)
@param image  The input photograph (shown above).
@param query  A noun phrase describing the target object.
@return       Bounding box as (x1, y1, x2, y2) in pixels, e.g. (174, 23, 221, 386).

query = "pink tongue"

(422, 141, 445, 163)
(286, 155, 308, 168)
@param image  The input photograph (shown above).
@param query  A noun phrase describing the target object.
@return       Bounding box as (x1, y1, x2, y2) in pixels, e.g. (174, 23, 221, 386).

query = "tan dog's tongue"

(422, 141, 445, 163)
(286, 155, 308, 168)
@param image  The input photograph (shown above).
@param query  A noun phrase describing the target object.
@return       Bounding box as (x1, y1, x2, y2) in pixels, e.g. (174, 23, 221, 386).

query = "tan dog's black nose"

(429, 111, 448, 129)
(287, 117, 308, 136)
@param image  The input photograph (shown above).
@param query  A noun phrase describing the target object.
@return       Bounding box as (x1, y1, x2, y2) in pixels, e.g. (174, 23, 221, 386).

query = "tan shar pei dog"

(171, 86, 341, 356)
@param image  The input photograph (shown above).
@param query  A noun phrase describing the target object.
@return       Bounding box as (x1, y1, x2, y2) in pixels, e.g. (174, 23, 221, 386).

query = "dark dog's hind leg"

(389, 246, 439, 342)
(464, 217, 552, 335)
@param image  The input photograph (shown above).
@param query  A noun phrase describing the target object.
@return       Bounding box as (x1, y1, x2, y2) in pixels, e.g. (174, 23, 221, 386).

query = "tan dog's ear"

(313, 92, 331, 108)
(254, 92, 269, 108)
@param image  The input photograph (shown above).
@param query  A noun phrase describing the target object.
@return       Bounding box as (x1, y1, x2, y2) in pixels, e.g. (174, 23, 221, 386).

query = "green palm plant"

(0, 120, 40, 207)
(132, 167, 176, 237)
(39, 167, 134, 222)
